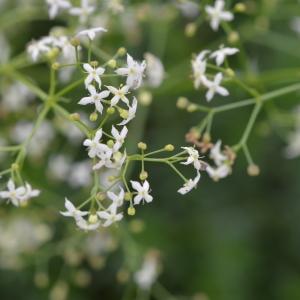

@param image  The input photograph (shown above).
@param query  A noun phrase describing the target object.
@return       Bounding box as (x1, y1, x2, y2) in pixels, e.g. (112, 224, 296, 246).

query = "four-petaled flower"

(131, 180, 153, 205)
(202, 72, 229, 102)
(210, 45, 239, 66)
(177, 172, 201, 195)
(106, 85, 130, 106)
(60, 198, 88, 220)
(83, 63, 105, 89)
(111, 126, 128, 152)
(77, 27, 108, 40)
(181, 147, 203, 170)
(46, 0, 71, 19)
(97, 205, 123, 227)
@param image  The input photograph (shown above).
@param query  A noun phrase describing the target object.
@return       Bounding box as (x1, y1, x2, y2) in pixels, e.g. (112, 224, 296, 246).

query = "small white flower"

(181, 147, 203, 170)
(107, 186, 125, 209)
(27, 40, 50, 61)
(111, 126, 128, 152)
(20, 183, 40, 204)
(60, 198, 89, 220)
(46, 0, 71, 19)
(206, 164, 231, 181)
(202, 72, 229, 102)
(118, 97, 138, 126)
(76, 216, 100, 231)
(116, 54, 146, 90)
(210, 140, 227, 166)
(105, 151, 127, 170)
(77, 27, 107, 40)
(97, 205, 123, 227)
(0, 180, 26, 206)
(178, 172, 201, 195)
(83, 63, 105, 89)
(144, 53, 165, 88)
(106, 85, 130, 106)
(210, 45, 239, 66)
(192, 50, 209, 89)
(83, 129, 106, 158)
(131, 180, 153, 205)
(205, 0, 234, 31)
(93, 148, 113, 170)
(69, 0, 95, 23)
(78, 85, 110, 114)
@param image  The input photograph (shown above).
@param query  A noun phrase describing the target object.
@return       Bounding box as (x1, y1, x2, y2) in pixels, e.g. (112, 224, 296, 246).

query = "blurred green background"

(1, 0, 300, 299)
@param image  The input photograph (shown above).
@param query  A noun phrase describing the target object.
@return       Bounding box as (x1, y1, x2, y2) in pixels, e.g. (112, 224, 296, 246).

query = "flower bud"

(108, 175, 116, 182)
(247, 164, 260, 176)
(138, 91, 152, 106)
(225, 68, 235, 78)
(11, 163, 19, 171)
(90, 60, 99, 67)
(108, 59, 117, 68)
(69, 113, 81, 121)
(96, 192, 106, 201)
(234, 3, 247, 13)
(34, 272, 49, 288)
(138, 142, 147, 150)
(203, 132, 211, 143)
(164, 144, 175, 152)
(89, 111, 98, 122)
(107, 139, 115, 148)
(88, 214, 98, 224)
(52, 62, 60, 70)
(139, 171, 148, 181)
(187, 103, 198, 112)
(117, 47, 126, 56)
(119, 109, 129, 119)
(185, 22, 197, 37)
(125, 192, 132, 201)
(227, 31, 240, 44)
(177, 97, 189, 109)
(127, 206, 136, 216)
(70, 37, 81, 47)
(107, 107, 115, 115)
(46, 47, 60, 60)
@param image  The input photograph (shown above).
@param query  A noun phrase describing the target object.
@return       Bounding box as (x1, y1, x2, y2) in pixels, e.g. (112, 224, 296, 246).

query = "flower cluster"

(192, 46, 238, 102)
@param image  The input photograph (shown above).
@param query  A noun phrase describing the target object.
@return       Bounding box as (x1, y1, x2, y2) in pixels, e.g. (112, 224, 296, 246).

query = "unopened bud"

(177, 97, 189, 109)
(125, 192, 132, 201)
(96, 192, 106, 201)
(119, 109, 129, 119)
(108, 59, 117, 68)
(117, 47, 126, 56)
(225, 68, 235, 77)
(107, 139, 115, 148)
(234, 3, 247, 13)
(227, 31, 240, 44)
(187, 103, 198, 112)
(185, 22, 197, 37)
(139, 171, 148, 181)
(69, 113, 81, 121)
(107, 107, 115, 115)
(138, 91, 152, 106)
(89, 111, 98, 122)
(164, 144, 175, 152)
(247, 164, 260, 176)
(138, 142, 147, 150)
(88, 214, 98, 224)
(52, 62, 60, 70)
(70, 37, 80, 47)
(11, 163, 19, 171)
(127, 206, 136, 216)
(90, 60, 99, 67)
(203, 132, 211, 143)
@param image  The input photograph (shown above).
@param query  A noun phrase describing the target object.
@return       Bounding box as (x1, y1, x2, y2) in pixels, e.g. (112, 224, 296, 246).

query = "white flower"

(27, 40, 50, 61)
(181, 147, 203, 170)
(118, 97, 138, 126)
(210, 45, 239, 66)
(284, 129, 300, 159)
(144, 53, 165, 88)
(93, 149, 113, 170)
(0, 180, 26, 206)
(76, 216, 100, 231)
(202, 72, 229, 102)
(210, 140, 227, 166)
(206, 164, 231, 181)
(46, 0, 71, 19)
(83, 63, 105, 89)
(205, 0, 234, 31)
(107, 186, 124, 209)
(83, 129, 106, 158)
(78, 85, 110, 114)
(192, 50, 209, 89)
(177, 172, 200, 195)
(116, 54, 146, 89)
(97, 205, 123, 227)
(105, 151, 127, 170)
(131, 180, 153, 205)
(69, 0, 95, 23)
(77, 27, 107, 40)
(111, 126, 128, 152)
(106, 85, 130, 106)
(20, 183, 40, 204)
(60, 198, 88, 220)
